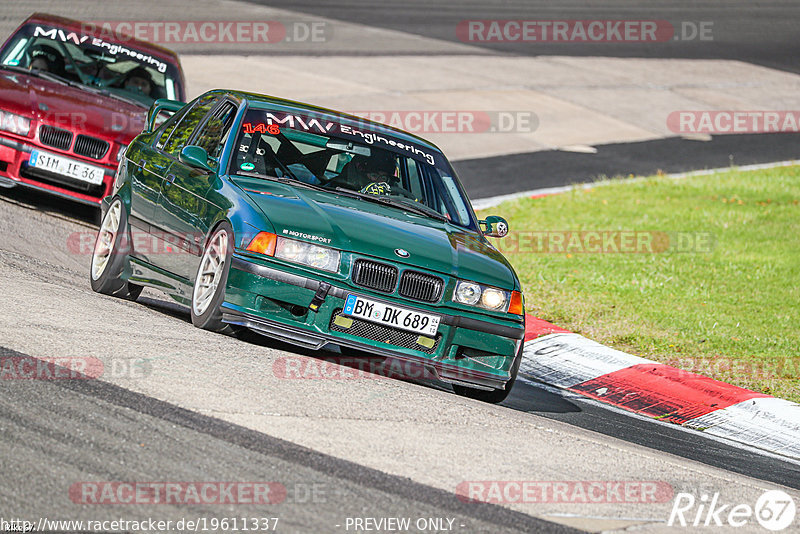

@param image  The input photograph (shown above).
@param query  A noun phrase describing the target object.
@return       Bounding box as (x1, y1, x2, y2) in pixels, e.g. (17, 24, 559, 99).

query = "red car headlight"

(0, 110, 31, 136)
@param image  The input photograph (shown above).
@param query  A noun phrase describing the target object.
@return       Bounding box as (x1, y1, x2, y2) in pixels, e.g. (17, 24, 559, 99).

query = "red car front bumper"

(0, 133, 115, 206)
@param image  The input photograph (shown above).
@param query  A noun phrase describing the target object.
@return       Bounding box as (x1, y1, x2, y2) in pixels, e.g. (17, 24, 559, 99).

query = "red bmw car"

(0, 13, 186, 205)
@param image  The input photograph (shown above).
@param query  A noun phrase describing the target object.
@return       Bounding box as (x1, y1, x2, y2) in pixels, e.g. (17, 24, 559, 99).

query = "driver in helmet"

(28, 45, 67, 78)
(359, 150, 397, 195)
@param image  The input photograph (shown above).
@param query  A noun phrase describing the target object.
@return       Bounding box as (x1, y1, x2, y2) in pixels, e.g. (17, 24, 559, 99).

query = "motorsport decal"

(282, 229, 332, 244)
(32, 25, 169, 73)
(251, 111, 445, 167)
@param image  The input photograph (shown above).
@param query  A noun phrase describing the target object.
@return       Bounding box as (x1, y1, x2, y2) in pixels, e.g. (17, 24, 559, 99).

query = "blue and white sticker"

(344, 294, 357, 315)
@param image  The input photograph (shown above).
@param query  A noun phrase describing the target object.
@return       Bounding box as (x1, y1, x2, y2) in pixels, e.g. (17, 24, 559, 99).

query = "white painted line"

(520, 333, 653, 389)
(472, 158, 800, 210)
(472, 184, 583, 210)
(684, 397, 800, 459)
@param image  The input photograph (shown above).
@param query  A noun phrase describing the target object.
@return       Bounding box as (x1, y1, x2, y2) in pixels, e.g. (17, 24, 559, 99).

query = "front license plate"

(343, 294, 440, 337)
(29, 149, 105, 186)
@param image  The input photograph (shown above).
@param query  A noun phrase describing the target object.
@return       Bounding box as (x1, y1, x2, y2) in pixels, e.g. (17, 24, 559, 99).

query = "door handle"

(165, 173, 176, 184)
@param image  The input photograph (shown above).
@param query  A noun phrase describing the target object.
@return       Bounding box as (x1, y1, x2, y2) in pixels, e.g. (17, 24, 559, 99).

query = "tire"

(453, 341, 523, 404)
(191, 222, 234, 332)
(89, 197, 142, 301)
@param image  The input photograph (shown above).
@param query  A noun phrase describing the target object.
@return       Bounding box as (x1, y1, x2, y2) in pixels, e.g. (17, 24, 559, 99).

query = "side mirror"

(144, 98, 185, 133)
(179, 145, 215, 172)
(480, 215, 509, 238)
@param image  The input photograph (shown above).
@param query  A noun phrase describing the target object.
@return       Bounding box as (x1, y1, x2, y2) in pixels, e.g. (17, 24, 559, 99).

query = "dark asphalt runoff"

(454, 132, 800, 200)
(248, 0, 800, 73)
(0, 343, 575, 534)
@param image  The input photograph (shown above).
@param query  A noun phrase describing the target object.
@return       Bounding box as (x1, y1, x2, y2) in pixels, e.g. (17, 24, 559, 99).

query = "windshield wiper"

(237, 172, 333, 193)
(4, 65, 83, 88)
(334, 187, 448, 221)
(0, 64, 147, 107)
(93, 87, 145, 106)
(0, 64, 72, 86)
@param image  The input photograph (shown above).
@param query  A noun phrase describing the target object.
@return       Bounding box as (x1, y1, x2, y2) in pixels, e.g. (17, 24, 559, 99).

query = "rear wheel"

(453, 341, 523, 404)
(191, 223, 234, 332)
(89, 197, 142, 300)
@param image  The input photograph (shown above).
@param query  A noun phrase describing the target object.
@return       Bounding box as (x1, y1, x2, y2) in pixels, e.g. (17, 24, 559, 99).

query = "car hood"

(233, 177, 518, 290)
(0, 69, 146, 144)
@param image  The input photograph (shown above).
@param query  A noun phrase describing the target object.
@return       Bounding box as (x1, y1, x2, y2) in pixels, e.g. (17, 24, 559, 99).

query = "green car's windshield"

(230, 107, 477, 229)
(0, 23, 183, 105)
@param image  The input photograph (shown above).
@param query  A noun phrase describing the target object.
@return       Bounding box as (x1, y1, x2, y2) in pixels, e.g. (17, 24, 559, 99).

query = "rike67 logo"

(668, 490, 796, 531)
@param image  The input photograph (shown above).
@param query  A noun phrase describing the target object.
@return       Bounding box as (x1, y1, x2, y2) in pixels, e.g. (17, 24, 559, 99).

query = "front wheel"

(452, 341, 523, 404)
(89, 197, 142, 300)
(191, 223, 234, 332)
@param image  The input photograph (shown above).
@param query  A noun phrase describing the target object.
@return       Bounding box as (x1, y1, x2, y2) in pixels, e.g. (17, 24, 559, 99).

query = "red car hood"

(0, 69, 146, 144)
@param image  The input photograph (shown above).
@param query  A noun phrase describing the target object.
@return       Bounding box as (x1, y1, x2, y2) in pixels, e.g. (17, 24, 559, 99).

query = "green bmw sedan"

(90, 89, 525, 403)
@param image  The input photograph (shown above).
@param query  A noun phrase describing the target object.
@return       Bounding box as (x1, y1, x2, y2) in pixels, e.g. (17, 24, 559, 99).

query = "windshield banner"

(31, 25, 169, 73)
(246, 110, 447, 168)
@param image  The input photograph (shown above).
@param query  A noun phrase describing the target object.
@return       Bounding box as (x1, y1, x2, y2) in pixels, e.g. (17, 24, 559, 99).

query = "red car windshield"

(0, 23, 182, 106)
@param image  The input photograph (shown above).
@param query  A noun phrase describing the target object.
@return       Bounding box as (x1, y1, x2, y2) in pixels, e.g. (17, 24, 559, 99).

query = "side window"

(163, 94, 219, 156)
(404, 158, 424, 200)
(195, 102, 237, 159)
(155, 107, 188, 150)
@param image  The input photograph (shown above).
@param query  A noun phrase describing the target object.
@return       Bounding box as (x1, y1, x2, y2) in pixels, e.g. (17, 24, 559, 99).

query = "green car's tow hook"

(309, 282, 332, 312)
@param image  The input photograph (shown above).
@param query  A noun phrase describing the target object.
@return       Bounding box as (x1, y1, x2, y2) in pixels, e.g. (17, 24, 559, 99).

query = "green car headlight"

(247, 232, 340, 272)
(453, 280, 523, 315)
(0, 110, 31, 136)
(275, 236, 340, 272)
(480, 287, 507, 310)
(454, 281, 481, 305)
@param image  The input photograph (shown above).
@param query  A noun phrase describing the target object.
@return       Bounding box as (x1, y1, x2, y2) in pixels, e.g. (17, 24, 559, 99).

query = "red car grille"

(74, 134, 110, 160)
(39, 125, 72, 151)
(38, 126, 109, 161)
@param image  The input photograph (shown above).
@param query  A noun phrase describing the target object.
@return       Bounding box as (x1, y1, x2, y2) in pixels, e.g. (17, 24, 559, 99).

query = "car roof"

(22, 13, 181, 64)
(215, 89, 444, 154)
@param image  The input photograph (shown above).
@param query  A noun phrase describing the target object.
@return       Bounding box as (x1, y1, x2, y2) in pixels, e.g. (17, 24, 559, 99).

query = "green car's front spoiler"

(223, 254, 525, 391)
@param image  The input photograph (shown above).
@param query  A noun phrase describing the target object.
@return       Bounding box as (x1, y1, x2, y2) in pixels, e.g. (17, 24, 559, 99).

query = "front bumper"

(224, 254, 525, 391)
(0, 134, 115, 206)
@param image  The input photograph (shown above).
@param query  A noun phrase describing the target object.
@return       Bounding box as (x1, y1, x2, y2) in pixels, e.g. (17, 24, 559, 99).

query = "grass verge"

(480, 165, 800, 402)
